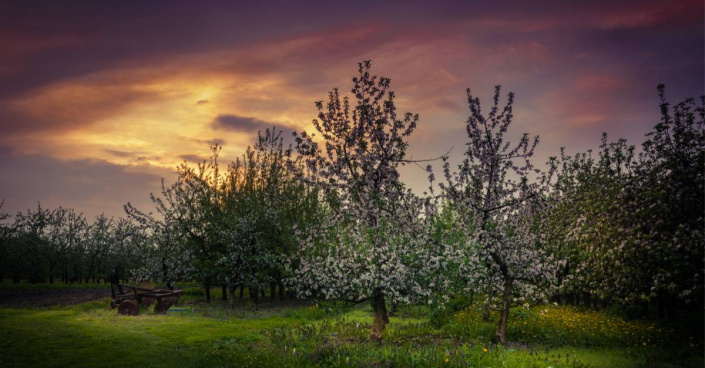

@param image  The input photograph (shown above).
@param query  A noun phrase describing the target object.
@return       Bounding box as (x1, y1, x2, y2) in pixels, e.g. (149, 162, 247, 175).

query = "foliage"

(1, 63, 702, 354)
(125, 127, 318, 303)
(438, 85, 560, 343)
(289, 61, 438, 340)
(0, 203, 148, 285)
(220, 128, 320, 300)
(547, 85, 704, 314)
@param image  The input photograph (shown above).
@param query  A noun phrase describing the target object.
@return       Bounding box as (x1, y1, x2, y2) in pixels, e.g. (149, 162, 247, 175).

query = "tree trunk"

(482, 298, 491, 322)
(161, 257, 169, 288)
(641, 301, 649, 318)
(204, 276, 211, 303)
(658, 301, 665, 319)
(601, 298, 611, 311)
(482, 279, 493, 322)
(664, 296, 675, 319)
(261, 288, 266, 299)
(583, 292, 592, 309)
(270, 282, 276, 302)
(222, 284, 227, 301)
(370, 288, 388, 341)
(251, 287, 259, 304)
(229, 285, 237, 309)
(239, 285, 244, 298)
(494, 278, 513, 345)
(278, 281, 284, 301)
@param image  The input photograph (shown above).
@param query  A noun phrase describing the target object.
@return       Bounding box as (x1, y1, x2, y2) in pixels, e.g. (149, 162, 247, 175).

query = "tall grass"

(0, 287, 702, 368)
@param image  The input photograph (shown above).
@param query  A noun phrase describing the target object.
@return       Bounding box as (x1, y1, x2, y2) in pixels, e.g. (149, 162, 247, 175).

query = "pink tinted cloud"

(0, 30, 88, 77)
(0, 79, 162, 137)
(453, 0, 702, 33)
(0, 0, 700, 216)
(597, 0, 703, 29)
(536, 73, 628, 129)
(0, 154, 174, 220)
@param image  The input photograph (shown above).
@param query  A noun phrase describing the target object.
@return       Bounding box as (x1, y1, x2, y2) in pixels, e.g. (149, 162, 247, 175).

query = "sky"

(0, 0, 703, 220)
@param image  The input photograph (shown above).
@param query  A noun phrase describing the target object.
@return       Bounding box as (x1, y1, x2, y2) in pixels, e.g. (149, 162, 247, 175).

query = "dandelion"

(483, 347, 488, 353)
(444, 358, 449, 363)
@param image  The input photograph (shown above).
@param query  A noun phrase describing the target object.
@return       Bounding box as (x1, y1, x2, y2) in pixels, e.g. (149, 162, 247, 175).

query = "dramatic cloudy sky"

(0, 0, 702, 220)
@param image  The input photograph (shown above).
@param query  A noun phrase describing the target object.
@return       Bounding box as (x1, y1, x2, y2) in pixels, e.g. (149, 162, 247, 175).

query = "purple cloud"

(212, 114, 276, 133)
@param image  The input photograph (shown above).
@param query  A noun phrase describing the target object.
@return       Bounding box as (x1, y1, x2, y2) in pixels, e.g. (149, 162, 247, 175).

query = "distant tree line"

(0, 62, 701, 343)
(0, 204, 149, 284)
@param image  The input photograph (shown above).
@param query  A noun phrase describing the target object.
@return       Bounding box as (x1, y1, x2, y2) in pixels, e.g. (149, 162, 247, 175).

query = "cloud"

(0, 0, 700, 204)
(435, 97, 461, 111)
(595, 0, 702, 30)
(0, 145, 13, 157)
(179, 154, 205, 162)
(0, 154, 174, 220)
(0, 0, 698, 101)
(103, 149, 141, 158)
(0, 79, 160, 137)
(212, 114, 277, 133)
(193, 138, 226, 146)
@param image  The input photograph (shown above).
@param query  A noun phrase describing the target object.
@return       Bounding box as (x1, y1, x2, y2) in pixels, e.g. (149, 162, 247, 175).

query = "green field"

(0, 285, 702, 368)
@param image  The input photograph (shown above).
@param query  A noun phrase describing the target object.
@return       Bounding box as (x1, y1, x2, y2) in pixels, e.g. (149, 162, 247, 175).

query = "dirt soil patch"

(0, 288, 111, 308)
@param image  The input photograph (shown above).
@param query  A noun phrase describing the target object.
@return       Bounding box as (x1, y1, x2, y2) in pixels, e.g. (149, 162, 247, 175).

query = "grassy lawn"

(0, 287, 702, 367)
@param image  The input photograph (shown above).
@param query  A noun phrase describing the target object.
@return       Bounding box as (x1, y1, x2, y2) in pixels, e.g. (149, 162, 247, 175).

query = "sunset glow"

(0, 0, 702, 218)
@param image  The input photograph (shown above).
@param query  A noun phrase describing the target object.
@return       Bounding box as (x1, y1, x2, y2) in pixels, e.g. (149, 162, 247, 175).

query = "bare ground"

(0, 288, 111, 308)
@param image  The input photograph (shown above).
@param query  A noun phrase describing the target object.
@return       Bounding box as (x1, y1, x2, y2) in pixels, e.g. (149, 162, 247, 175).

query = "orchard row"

(0, 62, 701, 343)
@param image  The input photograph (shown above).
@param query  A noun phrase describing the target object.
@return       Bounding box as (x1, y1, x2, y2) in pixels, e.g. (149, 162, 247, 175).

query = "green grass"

(0, 289, 702, 368)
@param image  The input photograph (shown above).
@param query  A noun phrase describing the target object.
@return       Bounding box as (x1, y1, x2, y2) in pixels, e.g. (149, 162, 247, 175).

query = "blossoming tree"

(126, 129, 318, 304)
(440, 86, 558, 344)
(547, 86, 704, 314)
(219, 127, 320, 305)
(124, 171, 199, 291)
(290, 61, 437, 341)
